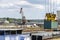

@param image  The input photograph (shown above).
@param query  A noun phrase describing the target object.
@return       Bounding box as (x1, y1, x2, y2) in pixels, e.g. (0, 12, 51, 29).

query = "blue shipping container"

(44, 20, 51, 29)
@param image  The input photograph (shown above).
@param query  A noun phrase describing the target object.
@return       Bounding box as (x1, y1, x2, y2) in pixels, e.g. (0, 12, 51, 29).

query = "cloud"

(32, 4, 44, 9)
(41, 0, 59, 12)
(0, 0, 59, 10)
(51, 0, 60, 4)
(15, 0, 45, 10)
(52, 0, 60, 10)
(0, 0, 59, 12)
(0, 3, 14, 8)
(15, 1, 31, 5)
(0, 0, 45, 10)
(0, 0, 58, 19)
(48, 0, 60, 11)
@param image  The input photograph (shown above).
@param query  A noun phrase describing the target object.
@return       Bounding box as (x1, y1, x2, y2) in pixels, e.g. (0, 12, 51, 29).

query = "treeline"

(0, 17, 21, 23)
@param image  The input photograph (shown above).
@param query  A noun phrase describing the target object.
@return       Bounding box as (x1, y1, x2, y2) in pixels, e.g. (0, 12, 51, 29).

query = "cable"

(45, 0, 46, 13)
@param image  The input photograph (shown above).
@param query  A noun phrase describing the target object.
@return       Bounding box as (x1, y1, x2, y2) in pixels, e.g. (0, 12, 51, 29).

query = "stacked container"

(44, 13, 58, 29)
(44, 20, 58, 29)
(51, 21, 58, 29)
(44, 20, 51, 29)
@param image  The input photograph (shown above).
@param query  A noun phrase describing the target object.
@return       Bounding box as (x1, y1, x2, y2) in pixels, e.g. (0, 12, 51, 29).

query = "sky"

(0, 0, 60, 19)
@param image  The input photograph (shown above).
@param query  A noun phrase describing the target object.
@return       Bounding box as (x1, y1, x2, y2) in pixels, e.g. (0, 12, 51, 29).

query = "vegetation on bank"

(0, 17, 44, 23)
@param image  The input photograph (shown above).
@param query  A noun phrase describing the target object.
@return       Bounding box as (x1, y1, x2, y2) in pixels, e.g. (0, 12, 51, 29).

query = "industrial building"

(57, 11, 60, 20)
(57, 11, 60, 25)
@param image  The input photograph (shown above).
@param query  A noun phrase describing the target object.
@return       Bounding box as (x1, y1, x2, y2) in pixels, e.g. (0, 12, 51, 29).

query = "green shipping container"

(51, 21, 58, 29)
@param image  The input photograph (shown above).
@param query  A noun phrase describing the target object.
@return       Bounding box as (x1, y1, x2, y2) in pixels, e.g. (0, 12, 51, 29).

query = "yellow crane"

(45, 13, 56, 21)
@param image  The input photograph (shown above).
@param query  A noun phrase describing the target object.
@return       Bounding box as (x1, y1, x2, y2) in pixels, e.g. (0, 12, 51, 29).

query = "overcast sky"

(0, 0, 60, 19)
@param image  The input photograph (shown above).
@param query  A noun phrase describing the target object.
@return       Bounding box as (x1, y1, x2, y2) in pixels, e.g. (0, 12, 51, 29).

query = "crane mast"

(20, 8, 26, 25)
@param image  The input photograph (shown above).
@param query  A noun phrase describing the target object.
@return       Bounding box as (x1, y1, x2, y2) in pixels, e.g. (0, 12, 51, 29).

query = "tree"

(7, 17, 9, 21)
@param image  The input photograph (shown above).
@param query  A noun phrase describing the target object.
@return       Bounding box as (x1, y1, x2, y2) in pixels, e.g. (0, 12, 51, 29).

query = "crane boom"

(20, 8, 24, 17)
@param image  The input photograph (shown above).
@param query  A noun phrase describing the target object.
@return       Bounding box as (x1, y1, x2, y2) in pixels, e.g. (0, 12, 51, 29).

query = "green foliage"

(0, 17, 21, 23)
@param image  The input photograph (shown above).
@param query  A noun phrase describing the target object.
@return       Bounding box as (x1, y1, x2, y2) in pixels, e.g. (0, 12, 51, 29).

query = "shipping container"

(51, 21, 58, 29)
(44, 20, 58, 29)
(44, 20, 51, 29)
